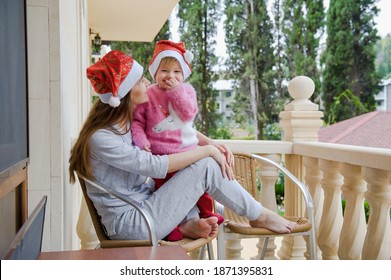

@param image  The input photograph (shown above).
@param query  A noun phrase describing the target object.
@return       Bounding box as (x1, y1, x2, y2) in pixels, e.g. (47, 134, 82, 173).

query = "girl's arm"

(131, 103, 151, 151)
(168, 83, 198, 121)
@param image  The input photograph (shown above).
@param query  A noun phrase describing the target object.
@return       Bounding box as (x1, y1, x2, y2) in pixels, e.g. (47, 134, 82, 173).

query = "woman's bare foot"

(249, 207, 297, 233)
(179, 216, 218, 239)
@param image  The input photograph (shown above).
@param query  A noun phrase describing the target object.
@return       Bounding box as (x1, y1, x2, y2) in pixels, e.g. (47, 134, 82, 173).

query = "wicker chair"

(215, 153, 316, 260)
(76, 172, 216, 259)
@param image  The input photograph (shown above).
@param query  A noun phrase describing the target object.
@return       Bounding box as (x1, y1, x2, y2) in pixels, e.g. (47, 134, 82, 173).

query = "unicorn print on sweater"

(153, 103, 198, 149)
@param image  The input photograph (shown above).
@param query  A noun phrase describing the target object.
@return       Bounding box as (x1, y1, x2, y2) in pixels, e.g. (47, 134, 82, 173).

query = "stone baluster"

(225, 240, 244, 260)
(362, 167, 391, 259)
(338, 163, 367, 259)
(279, 76, 323, 259)
(303, 156, 323, 259)
(317, 159, 343, 259)
(252, 154, 281, 260)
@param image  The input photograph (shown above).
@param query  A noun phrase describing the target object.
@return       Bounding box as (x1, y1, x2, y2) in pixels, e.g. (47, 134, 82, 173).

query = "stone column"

(278, 76, 323, 259)
(76, 197, 99, 249)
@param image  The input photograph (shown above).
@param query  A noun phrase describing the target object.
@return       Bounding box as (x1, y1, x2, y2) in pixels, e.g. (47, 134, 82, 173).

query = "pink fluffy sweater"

(131, 83, 199, 155)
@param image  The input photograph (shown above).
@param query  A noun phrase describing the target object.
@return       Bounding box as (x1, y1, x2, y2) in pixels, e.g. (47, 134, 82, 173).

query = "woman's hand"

(196, 132, 234, 167)
(208, 145, 234, 180)
(211, 142, 234, 168)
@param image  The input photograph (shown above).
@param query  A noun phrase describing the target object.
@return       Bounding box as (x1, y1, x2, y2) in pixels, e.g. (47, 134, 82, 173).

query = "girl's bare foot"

(179, 216, 218, 239)
(249, 207, 297, 233)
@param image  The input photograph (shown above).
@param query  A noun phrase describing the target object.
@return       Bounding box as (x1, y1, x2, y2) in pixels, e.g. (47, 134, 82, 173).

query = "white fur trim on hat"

(148, 50, 192, 82)
(99, 60, 144, 106)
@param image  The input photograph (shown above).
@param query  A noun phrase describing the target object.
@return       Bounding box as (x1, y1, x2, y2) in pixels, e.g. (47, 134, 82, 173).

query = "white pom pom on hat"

(148, 40, 193, 81)
(184, 50, 194, 63)
(109, 96, 121, 107)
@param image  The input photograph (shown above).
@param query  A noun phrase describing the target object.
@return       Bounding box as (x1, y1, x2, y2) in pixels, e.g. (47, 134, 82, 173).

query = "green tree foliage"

(110, 22, 171, 80)
(224, 0, 277, 140)
(323, 0, 380, 124)
(330, 89, 368, 123)
(375, 34, 391, 79)
(282, 0, 325, 103)
(177, 0, 220, 136)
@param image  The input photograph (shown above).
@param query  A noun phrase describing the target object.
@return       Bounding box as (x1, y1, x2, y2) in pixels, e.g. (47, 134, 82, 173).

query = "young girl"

(131, 40, 224, 241)
(69, 50, 297, 242)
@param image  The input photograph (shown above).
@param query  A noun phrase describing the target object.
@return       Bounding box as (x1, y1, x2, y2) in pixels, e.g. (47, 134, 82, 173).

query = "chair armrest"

(251, 154, 315, 225)
(77, 173, 158, 246)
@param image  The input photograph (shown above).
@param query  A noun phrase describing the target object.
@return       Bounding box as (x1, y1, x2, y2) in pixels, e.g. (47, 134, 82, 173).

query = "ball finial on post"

(287, 76, 315, 100)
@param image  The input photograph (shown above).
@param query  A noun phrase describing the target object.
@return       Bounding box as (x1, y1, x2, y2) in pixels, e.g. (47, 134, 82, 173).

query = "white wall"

(26, 0, 90, 252)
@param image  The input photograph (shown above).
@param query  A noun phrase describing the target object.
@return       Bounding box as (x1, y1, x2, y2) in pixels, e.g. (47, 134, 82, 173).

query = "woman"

(69, 50, 296, 241)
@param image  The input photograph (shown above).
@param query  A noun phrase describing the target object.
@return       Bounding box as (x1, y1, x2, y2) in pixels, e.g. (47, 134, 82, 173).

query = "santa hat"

(148, 40, 193, 81)
(86, 50, 143, 107)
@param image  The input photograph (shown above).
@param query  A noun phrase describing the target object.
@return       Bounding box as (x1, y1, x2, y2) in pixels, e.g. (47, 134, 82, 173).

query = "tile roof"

(318, 111, 391, 149)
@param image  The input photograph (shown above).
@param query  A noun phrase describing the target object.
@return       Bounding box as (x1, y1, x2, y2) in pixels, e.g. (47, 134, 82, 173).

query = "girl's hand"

(165, 78, 180, 90)
(143, 145, 151, 152)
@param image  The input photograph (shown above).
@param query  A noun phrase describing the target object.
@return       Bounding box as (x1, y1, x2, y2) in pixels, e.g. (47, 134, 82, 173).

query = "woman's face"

(130, 76, 150, 105)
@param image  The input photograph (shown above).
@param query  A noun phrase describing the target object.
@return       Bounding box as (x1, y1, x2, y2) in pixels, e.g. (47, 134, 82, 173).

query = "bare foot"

(249, 207, 297, 233)
(179, 217, 218, 239)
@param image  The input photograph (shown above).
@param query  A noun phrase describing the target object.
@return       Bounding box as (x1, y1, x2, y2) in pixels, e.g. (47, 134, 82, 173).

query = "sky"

(376, 0, 390, 37)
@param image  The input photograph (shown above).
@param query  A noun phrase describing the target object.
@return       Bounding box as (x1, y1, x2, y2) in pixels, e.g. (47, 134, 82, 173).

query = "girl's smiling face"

(155, 58, 184, 90)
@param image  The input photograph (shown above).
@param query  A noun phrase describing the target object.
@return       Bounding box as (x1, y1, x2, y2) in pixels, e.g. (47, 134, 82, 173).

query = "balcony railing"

(77, 76, 391, 260)
(215, 140, 391, 260)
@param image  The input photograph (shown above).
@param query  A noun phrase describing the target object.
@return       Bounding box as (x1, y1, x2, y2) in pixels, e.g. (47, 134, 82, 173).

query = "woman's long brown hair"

(69, 93, 133, 183)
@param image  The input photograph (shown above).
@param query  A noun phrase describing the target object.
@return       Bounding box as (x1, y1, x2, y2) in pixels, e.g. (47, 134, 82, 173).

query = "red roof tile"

(318, 111, 391, 149)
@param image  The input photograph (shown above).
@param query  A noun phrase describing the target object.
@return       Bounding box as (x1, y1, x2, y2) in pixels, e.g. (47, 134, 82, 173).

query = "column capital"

(279, 76, 324, 142)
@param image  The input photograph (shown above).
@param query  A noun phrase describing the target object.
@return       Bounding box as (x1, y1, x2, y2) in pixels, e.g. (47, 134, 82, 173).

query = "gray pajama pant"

(112, 157, 263, 240)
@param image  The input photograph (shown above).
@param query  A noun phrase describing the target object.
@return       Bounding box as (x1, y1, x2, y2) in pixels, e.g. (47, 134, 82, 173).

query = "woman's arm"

(167, 145, 230, 178)
(197, 131, 234, 167)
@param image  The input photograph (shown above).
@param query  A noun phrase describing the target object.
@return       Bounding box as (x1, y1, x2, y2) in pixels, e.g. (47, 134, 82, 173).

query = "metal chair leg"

(259, 237, 269, 260)
(198, 245, 206, 260)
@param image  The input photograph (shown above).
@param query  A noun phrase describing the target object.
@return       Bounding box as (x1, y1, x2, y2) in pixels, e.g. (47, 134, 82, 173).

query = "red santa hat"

(148, 40, 193, 81)
(86, 50, 143, 107)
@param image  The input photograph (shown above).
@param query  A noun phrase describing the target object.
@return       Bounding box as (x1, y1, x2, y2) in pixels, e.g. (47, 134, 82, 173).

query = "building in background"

(214, 80, 235, 123)
(375, 78, 391, 111)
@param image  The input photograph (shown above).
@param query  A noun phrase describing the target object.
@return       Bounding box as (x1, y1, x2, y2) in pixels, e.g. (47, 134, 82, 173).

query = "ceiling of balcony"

(87, 0, 179, 42)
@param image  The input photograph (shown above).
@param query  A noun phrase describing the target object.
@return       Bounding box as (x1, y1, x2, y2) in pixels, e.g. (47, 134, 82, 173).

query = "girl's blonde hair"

(159, 56, 180, 67)
(69, 93, 132, 183)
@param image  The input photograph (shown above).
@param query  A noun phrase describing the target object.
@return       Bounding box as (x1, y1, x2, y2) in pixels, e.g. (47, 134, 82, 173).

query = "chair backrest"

(77, 173, 152, 248)
(222, 153, 259, 223)
(232, 153, 259, 199)
(1, 196, 47, 260)
(78, 175, 111, 243)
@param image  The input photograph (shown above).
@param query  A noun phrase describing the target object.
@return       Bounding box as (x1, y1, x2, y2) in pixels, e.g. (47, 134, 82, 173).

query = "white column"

(303, 156, 323, 259)
(252, 154, 281, 260)
(317, 159, 343, 260)
(338, 163, 367, 259)
(76, 197, 99, 249)
(278, 76, 323, 259)
(362, 168, 391, 259)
